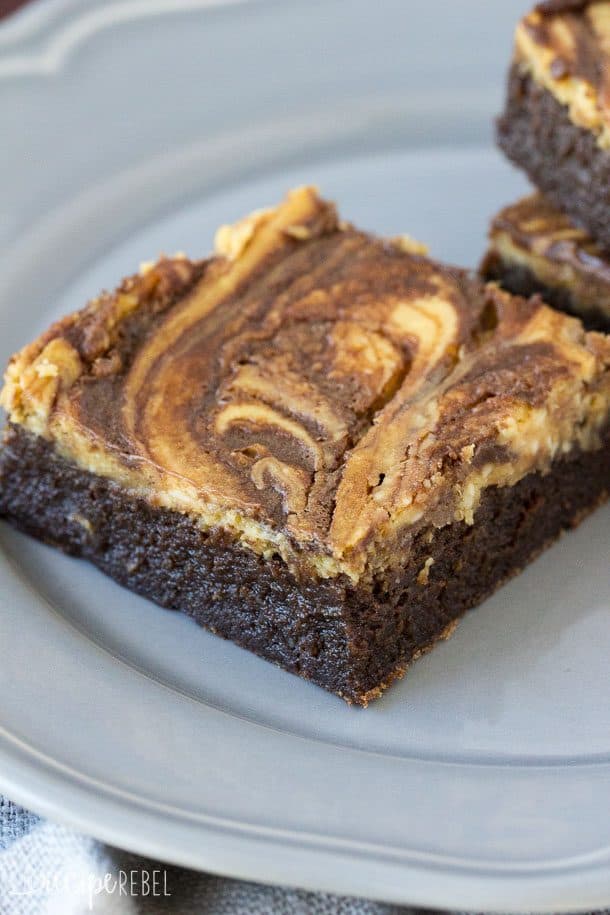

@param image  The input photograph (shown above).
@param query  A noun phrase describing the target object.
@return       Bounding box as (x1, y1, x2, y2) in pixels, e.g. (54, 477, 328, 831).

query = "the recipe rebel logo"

(7, 865, 172, 910)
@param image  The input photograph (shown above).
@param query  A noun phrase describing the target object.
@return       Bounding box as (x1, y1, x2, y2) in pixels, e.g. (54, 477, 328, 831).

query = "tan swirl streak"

(120, 187, 332, 505)
(250, 457, 310, 516)
(215, 403, 323, 470)
(588, 3, 610, 115)
(330, 293, 460, 554)
(225, 362, 349, 444)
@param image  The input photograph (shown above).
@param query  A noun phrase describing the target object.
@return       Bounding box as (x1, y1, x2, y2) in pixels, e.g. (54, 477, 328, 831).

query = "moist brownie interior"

(481, 192, 610, 333)
(497, 0, 610, 252)
(2, 187, 610, 703)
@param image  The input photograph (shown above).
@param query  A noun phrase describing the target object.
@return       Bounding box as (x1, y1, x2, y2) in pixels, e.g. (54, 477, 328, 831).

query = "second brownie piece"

(497, 0, 610, 252)
(481, 192, 610, 333)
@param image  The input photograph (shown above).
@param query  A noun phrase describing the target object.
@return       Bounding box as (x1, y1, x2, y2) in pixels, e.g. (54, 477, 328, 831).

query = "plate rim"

(3, 724, 610, 914)
(0, 0, 256, 75)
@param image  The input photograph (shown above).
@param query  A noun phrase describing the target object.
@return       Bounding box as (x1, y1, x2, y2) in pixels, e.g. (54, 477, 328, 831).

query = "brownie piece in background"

(482, 192, 610, 333)
(497, 0, 610, 252)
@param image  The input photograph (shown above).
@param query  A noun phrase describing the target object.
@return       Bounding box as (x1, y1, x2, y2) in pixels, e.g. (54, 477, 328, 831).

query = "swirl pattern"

(3, 187, 610, 580)
(516, 0, 610, 147)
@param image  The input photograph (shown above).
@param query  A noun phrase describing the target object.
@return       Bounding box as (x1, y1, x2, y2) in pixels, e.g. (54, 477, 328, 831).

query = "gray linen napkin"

(0, 798, 416, 914)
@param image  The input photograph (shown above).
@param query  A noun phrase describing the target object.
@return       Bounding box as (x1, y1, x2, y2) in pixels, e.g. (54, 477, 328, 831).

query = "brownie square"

(497, 1, 610, 252)
(2, 188, 610, 703)
(481, 192, 610, 333)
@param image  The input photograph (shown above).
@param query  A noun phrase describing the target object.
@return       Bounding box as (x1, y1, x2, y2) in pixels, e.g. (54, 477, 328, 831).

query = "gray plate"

(1, 1, 610, 911)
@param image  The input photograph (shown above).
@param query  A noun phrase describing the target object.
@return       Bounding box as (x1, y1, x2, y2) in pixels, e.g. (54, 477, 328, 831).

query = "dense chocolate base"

(497, 67, 610, 254)
(482, 252, 610, 334)
(1, 425, 609, 704)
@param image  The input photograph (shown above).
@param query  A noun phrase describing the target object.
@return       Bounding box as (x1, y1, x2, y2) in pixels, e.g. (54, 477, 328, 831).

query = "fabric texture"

(0, 798, 417, 914)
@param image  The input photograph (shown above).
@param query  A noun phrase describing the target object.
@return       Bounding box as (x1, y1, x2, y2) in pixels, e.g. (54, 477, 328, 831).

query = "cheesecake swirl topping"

(3, 188, 610, 579)
(516, 0, 610, 147)
(486, 192, 610, 319)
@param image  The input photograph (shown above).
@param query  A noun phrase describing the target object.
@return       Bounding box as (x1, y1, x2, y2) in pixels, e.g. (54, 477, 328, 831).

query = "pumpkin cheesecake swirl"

(3, 187, 610, 582)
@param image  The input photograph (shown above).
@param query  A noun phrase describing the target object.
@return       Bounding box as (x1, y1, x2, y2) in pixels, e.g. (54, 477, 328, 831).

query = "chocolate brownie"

(481, 192, 610, 333)
(2, 188, 610, 703)
(497, 1, 610, 252)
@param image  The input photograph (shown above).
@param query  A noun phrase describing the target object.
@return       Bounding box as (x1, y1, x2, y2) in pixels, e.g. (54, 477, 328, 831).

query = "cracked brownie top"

(514, 1, 610, 148)
(2, 187, 610, 581)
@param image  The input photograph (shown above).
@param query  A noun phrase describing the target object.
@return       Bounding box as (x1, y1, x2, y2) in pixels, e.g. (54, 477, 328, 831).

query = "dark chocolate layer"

(497, 67, 610, 253)
(2, 424, 608, 703)
(535, 1, 592, 13)
(482, 252, 610, 334)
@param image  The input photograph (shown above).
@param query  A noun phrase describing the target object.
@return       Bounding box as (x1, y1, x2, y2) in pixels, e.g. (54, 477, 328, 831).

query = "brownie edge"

(1, 424, 609, 704)
(480, 192, 610, 333)
(497, 67, 610, 254)
(482, 254, 610, 335)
